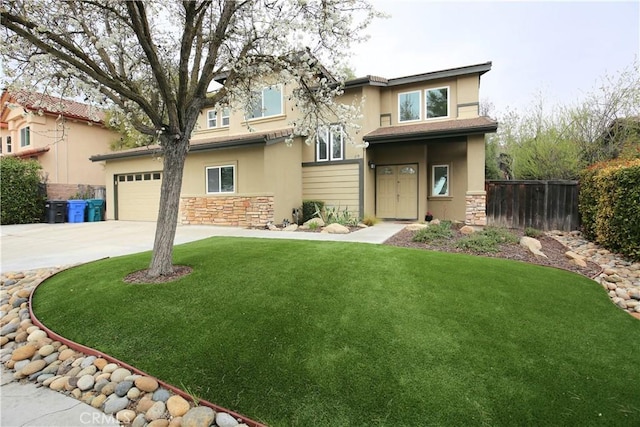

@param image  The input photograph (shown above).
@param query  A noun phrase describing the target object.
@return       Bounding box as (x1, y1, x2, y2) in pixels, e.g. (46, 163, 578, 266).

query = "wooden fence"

(485, 180, 580, 231)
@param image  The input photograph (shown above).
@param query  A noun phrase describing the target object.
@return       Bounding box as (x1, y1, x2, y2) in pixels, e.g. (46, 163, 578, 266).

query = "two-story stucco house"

(90, 61, 497, 226)
(1, 91, 119, 199)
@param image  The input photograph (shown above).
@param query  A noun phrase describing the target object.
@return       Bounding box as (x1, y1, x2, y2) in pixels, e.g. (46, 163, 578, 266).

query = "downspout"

(55, 114, 62, 183)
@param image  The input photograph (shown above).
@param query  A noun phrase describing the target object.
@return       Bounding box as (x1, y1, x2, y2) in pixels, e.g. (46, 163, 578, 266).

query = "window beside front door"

(425, 87, 449, 119)
(316, 124, 344, 162)
(20, 126, 30, 147)
(398, 90, 421, 122)
(432, 164, 449, 196)
(206, 165, 235, 194)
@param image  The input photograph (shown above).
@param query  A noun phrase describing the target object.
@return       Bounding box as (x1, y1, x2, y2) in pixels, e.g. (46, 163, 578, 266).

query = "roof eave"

(364, 123, 498, 144)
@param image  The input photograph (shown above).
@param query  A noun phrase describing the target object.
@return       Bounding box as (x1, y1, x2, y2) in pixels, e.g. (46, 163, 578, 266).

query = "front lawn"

(32, 238, 640, 426)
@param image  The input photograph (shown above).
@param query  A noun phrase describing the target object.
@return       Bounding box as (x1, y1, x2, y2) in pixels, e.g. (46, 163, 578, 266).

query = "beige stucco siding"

(263, 140, 303, 222)
(3, 108, 114, 186)
(427, 140, 468, 221)
(302, 163, 360, 217)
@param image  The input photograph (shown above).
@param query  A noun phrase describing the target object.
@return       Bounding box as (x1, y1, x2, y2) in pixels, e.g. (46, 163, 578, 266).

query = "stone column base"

(465, 192, 487, 226)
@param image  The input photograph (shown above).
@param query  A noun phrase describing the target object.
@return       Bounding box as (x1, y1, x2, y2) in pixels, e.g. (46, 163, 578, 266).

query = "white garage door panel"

(116, 173, 162, 221)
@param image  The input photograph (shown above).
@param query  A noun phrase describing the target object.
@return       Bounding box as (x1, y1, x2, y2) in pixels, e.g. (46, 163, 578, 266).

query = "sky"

(349, 0, 640, 116)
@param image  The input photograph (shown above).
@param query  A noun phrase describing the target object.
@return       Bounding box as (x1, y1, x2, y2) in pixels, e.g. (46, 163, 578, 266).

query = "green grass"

(32, 238, 640, 426)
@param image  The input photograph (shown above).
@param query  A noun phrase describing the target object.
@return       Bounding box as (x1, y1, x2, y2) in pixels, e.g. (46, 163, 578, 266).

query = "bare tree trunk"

(147, 137, 189, 277)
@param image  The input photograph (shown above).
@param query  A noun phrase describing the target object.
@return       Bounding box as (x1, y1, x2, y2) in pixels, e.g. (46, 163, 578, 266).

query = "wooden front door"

(376, 164, 418, 219)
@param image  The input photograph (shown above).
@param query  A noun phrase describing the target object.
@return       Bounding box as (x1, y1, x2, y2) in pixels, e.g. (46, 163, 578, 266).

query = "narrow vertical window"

(20, 126, 30, 147)
(221, 108, 230, 126)
(432, 165, 449, 196)
(207, 110, 217, 128)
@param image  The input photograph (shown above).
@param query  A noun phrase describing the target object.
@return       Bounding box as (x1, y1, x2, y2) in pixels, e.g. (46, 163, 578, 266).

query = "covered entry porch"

(362, 117, 497, 225)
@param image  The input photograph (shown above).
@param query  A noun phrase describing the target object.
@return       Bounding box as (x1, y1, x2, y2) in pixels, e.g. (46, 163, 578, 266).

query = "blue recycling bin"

(67, 200, 87, 223)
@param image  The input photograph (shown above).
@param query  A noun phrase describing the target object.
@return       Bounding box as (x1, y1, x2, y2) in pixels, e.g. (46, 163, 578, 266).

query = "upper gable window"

(20, 126, 30, 147)
(398, 91, 421, 122)
(207, 108, 230, 128)
(316, 125, 344, 162)
(425, 87, 449, 119)
(249, 85, 283, 119)
(207, 110, 217, 128)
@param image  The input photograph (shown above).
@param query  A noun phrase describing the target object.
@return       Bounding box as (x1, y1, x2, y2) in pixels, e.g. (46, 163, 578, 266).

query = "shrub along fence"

(485, 180, 579, 231)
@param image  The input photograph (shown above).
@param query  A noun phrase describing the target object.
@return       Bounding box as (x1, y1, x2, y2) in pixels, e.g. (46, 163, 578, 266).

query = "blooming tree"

(1, 0, 378, 277)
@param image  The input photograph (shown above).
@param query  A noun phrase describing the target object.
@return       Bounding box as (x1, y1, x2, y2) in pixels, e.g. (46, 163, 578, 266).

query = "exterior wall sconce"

(368, 161, 376, 169)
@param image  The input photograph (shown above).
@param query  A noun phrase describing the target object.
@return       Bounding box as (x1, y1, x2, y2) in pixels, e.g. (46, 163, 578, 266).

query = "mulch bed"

(383, 228, 602, 278)
(124, 265, 193, 284)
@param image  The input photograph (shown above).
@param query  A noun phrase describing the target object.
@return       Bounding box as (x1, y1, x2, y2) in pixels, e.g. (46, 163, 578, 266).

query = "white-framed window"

(221, 107, 230, 127)
(425, 87, 449, 119)
(398, 90, 421, 122)
(20, 126, 30, 147)
(316, 125, 344, 162)
(207, 108, 230, 128)
(207, 110, 217, 128)
(206, 165, 235, 194)
(6, 136, 11, 153)
(431, 164, 449, 196)
(248, 85, 283, 119)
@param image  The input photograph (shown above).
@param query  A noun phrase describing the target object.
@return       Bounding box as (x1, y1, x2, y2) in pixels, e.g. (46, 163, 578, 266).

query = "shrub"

(361, 214, 379, 227)
(455, 227, 518, 253)
(579, 158, 640, 260)
(322, 205, 359, 226)
(413, 221, 454, 243)
(0, 157, 46, 225)
(302, 200, 324, 223)
(524, 227, 544, 238)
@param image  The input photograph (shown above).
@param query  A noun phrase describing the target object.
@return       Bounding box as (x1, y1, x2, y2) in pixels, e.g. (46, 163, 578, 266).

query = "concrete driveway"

(1, 220, 405, 272)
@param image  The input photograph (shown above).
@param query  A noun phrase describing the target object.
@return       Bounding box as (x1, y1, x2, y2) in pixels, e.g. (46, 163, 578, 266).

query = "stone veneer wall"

(465, 193, 487, 226)
(180, 195, 274, 227)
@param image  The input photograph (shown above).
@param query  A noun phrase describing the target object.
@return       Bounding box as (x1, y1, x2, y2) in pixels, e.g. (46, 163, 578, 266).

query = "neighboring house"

(0, 90, 118, 199)
(90, 61, 497, 226)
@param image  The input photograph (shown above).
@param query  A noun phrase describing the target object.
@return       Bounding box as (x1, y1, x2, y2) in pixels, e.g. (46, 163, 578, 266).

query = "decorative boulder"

(520, 236, 547, 258)
(321, 223, 350, 234)
(405, 223, 428, 231)
(460, 225, 476, 235)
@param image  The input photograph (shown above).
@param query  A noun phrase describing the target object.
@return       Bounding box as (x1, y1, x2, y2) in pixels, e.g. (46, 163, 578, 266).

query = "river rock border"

(1, 267, 266, 427)
(549, 230, 640, 319)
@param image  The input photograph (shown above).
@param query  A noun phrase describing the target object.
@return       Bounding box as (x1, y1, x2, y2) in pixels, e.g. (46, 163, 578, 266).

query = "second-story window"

(20, 126, 30, 147)
(398, 91, 421, 122)
(207, 110, 217, 128)
(207, 108, 230, 128)
(425, 87, 449, 119)
(316, 125, 344, 162)
(249, 85, 283, 119)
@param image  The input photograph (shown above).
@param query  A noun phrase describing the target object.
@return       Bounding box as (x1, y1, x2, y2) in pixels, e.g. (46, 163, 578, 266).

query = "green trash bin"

(86, 199, 105, 222)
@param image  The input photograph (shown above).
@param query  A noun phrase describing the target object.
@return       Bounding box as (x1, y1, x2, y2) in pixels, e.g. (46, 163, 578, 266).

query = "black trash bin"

(45, 200, 66, 223)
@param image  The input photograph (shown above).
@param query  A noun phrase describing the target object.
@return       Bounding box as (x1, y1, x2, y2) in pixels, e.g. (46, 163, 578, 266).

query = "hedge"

(579, 158, 640, 261)
(302, 200, 325, 223)
(0, 157, 46, 225)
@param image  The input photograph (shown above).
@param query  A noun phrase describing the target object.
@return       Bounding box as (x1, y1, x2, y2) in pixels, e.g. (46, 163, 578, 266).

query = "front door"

(376, 164, 418, 219)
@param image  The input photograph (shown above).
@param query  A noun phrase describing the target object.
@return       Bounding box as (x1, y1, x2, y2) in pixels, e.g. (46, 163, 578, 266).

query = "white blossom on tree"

(1, 0, 379, 277)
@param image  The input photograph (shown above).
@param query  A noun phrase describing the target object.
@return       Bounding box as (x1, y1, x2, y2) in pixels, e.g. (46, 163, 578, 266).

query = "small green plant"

(316, 204, 359, 226)
(180, 381, 201, 406)
(455, 227, 518, 253)
(308, 221, 320, 231)
(413, 221, 454, 243)
(524, 227, 544, 238)
(361, 214, 379, 227)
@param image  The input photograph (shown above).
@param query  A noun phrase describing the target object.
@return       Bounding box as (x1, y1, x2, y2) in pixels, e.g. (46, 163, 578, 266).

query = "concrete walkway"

(0, 220, 406, 426)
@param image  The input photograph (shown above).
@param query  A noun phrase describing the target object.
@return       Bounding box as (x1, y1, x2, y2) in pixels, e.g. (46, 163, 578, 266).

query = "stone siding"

(180, 195, 274, 227)
(465, 193, 487, 226)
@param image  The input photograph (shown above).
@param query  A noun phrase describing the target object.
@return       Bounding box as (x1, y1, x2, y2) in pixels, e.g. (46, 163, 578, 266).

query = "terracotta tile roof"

(90, 128, 294, 161)
(364, 116, 498, 143)
(4, 146, 50, 158)
(6, 91, 106, 124)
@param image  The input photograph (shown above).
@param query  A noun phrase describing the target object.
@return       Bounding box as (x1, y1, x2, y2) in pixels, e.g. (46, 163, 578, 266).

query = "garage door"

(115, 171, 162, 221)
